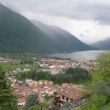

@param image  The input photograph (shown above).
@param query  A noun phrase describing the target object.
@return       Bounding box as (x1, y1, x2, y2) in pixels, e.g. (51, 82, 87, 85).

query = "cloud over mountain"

(1, 0, 110, 43)
(1, 0, 110, 24)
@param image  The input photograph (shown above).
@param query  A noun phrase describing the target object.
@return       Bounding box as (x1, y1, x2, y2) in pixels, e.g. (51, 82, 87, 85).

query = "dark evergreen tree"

(0, 66, 18, 110)
(24, 94, 39, 110)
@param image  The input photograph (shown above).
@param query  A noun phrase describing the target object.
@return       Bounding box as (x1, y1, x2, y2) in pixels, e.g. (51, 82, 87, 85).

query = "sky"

(0, 0, 110, 44)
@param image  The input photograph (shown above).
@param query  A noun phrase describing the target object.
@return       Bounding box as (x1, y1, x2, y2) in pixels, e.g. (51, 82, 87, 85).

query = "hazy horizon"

(0, 0, 110, 44)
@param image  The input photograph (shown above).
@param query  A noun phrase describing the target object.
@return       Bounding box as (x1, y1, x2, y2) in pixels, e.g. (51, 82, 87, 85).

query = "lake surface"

(48, 50, 105, 60)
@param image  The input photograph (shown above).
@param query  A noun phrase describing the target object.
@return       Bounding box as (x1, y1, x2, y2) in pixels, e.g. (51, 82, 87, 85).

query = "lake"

(48, 50, 105, 60)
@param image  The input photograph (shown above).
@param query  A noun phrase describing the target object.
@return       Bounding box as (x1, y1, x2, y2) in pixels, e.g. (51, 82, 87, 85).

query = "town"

(0, 1, 110, 110)
(0, 55, 95, 110)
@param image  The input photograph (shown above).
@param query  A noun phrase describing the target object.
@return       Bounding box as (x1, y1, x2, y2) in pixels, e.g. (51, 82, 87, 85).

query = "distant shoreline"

(48, 50, 106, 60)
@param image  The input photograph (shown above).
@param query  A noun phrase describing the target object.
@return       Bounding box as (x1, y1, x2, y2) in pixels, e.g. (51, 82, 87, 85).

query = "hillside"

(0, 4, 93, 54)
(92, 38, 110, 50)
(32, 20, 93, 52)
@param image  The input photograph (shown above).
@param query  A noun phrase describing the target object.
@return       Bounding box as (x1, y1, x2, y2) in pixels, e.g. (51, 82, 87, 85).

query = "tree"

(24, 94, 39, 110)
(28, 101, 50, 110)
(94, 51, 110, 81)
(28, 105, 41, 110)
(0, 65, 18, 110)
(16, 67, 91, 85)
(81, 51, 110, 110)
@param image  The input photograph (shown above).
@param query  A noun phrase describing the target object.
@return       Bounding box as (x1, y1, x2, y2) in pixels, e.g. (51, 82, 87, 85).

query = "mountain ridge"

(91, 37, 110, 50)
(31, 20, 93, 52)
(0, 4, 93, 54)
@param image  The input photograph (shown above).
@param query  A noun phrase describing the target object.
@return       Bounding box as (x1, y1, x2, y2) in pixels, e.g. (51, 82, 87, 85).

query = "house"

(37, 80, 53, 85)
(25, 79, 37, 87)
(53, 83, 89, 109)
(18, 96, 26, 106)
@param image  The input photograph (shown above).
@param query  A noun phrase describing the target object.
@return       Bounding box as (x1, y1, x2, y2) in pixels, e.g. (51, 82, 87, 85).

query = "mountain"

(0, 4, 93, 54)
(32, 20, 94, 52)
(92, 38, 110, 50)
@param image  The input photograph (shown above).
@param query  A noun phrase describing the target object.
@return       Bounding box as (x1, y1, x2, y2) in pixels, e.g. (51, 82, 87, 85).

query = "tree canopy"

(82, 51, 110, 110)
(0, 65, 18, 110)
(24, 94, 39, 110)
(16, 67, 91, 85)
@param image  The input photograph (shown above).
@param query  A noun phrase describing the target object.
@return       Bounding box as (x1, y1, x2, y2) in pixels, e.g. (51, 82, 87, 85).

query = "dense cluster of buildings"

(5, 58, 96, 81)
(1, 56, 95, 76)
(0, 57, 20, 64)
(13, 79, 56, 106)
(12, 79, 89, 109)
(7, 67, 31, 77)
(0, 56, 93, 109)
(36, 58, 95, 74)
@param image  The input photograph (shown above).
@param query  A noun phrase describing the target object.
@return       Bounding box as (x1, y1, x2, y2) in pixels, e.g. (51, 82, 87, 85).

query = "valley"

(0, 2, 110, 110)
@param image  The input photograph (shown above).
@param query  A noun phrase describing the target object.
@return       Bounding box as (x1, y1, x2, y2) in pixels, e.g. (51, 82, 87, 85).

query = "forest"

(16, 67, 91, 84)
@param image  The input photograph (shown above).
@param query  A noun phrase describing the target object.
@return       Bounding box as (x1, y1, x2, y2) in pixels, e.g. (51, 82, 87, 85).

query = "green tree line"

(16, 67, 91, 85)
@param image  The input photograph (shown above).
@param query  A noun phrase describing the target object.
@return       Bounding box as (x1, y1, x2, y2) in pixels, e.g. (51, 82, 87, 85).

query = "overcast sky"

(1, 0, 110, 44)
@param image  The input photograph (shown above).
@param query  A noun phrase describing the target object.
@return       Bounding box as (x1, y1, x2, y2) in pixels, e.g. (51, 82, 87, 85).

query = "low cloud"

(0, 0, 110, 43)
(1, 0, 110, 24)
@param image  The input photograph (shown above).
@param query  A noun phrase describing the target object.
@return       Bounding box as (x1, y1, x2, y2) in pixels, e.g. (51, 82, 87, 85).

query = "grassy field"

(0, 63, 38, 72)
